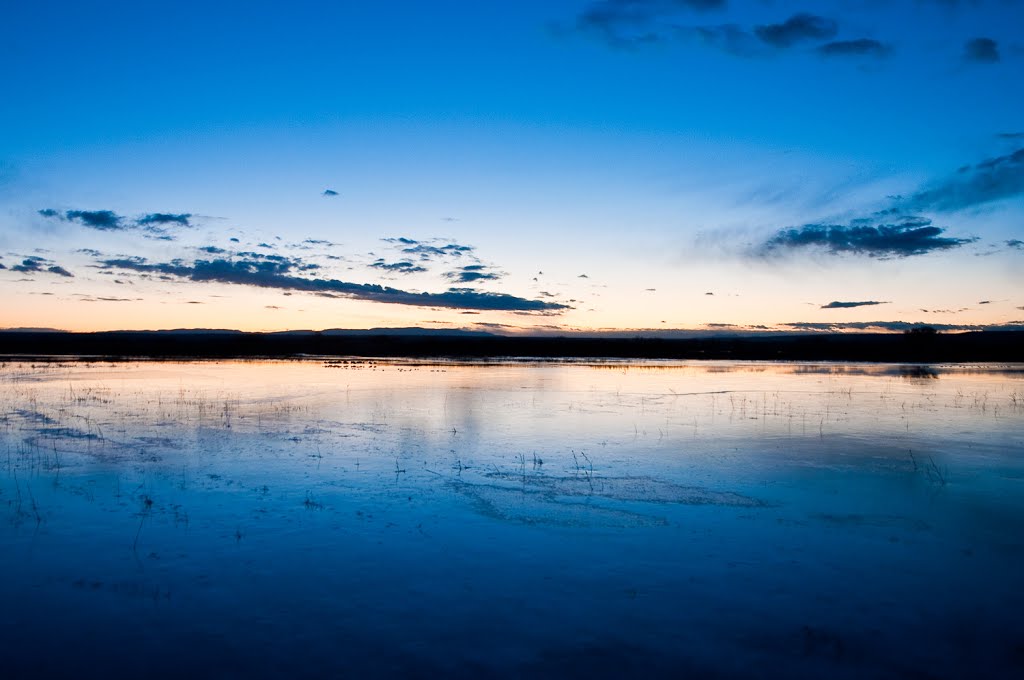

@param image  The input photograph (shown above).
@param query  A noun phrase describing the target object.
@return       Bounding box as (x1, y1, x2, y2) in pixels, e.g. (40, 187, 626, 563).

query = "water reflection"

(1, 359, 1022, 678)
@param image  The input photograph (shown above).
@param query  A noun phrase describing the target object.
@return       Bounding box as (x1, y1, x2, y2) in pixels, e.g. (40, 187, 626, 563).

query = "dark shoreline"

(1, 330, 1021, 362)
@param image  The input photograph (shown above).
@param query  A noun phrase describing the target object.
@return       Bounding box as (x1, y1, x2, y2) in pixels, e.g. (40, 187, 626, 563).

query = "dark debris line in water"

(1, 359, 1023, 679)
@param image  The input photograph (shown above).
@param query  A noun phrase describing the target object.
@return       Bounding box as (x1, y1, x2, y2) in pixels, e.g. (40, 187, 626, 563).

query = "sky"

(1, 0, 1022, 334)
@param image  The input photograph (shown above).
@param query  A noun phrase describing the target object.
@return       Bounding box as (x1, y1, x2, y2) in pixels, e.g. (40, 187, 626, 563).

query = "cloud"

(369, 259, 428, 274)
(820, 300, 889, 309)
(817, 39, 890, 58)
(38, 208, 194, 232)
(752, 148, 1023, 259)
(323, 189, 339, 196)
(400, 241, 475, 260)
(759, 218, 975, 258)
(444, 264, 502, 283)
(575, 0, 727, 48)
(782, 320, 1024, 332)
(683, 23, 759, 56)
(906, 147, 1024, 212)
(754, 13, 837, 48)
(964, 37, 1000, 63)
(1006, 239, 1024, 249)
(579, 0, 726, 30)
(137, 213, 192, 227)
(199, 246, 228, 254)
(997, 132, 1024, 140)
(64, 209, 123, 230)
(9, 256, 73, 277)
(98, 257, 566, 312)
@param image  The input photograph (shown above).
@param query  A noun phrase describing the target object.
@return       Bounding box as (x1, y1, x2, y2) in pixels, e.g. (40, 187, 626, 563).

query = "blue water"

(1, 360, 1022, 678)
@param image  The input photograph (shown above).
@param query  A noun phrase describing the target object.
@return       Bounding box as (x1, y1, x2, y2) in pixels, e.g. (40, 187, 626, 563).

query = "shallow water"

(1, 359, 1022, 678)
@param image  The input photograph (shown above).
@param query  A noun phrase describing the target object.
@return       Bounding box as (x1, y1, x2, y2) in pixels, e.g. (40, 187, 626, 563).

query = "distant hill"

(0, 328, 1021, 362)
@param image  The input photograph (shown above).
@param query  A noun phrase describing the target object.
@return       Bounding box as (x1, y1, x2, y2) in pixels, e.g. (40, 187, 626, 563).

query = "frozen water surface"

(1, 359, 1022, 678)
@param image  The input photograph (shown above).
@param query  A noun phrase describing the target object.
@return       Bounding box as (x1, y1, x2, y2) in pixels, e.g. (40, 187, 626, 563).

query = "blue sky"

(1, 0, 1022, 333)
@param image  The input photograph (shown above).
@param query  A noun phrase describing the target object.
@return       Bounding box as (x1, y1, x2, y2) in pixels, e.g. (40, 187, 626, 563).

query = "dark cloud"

(98, 257, 566, 312)
(755, 148, 1024, 259)
(137, 213, 192, 227)
(964, 37, 1000, 63)
(370, 259, 428, 274)
(400, 241, 475, 260)
(821, 300, 889, 309)
(323, 189, 339, 196)
(818, 38, 890, 58)
(199, 246, 228, 254)
(75, 248, 103, 257)
(997, 132, 1024, 140)
(1006, 239, 1024, 249)
(754, 13, 837, 48)
(760, 218, 975, 258)
(445, 264, 502, 283)
(907, 147, 1024, 212)
(9, 256, 73, 276)
(978, 300, 992, 304)
(38, 208, 193, 232)
(64, 209, 123, 230)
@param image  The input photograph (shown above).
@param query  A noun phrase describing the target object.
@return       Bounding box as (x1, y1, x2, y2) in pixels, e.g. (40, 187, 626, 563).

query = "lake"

(1, 359, 1022, 678)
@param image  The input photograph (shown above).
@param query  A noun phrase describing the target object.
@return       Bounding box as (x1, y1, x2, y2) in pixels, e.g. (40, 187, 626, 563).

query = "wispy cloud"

(782, 320, 1024, 332)
(906, 147, 1024, 212)
(820, 300, 889, 309)
(817, 38, 890, 58)
(754, 13, 837, 48)
(751, 147, 1022, 258)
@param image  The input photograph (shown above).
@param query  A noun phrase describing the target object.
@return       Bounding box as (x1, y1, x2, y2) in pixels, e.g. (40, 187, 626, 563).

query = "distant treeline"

(0, 330, 1021, 362)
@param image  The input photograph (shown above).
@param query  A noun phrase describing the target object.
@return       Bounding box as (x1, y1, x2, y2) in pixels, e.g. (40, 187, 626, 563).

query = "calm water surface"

(1, 359, 1022, 678)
